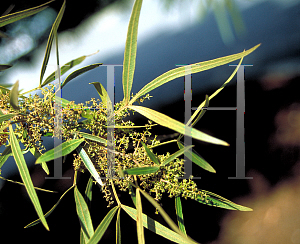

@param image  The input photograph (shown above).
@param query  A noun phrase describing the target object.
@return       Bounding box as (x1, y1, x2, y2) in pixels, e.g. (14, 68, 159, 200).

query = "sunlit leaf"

(0, 113, 17, 123)
(61, 63, 102, 88)
(76, 145, 105, 186)
(77, 132, 107, 146)
(123, 166, 160, 175)
(9, 80, 20, 110)
(162, 145, 194, 167)
(29, 146, 49, 175)
(87, 206, 118, 244)
(0, 0, 54, 28)
(9, 125, 49, 230)
(89, 82, 112, 109)
(129, 105, 229, 146)
(122, 0, 143, 104)
(35, 138, 84, 164)
(196, 189, 252, 211)
(175, 196, 187, 236)
(136, 188, 145, 244)
(122, 204, 198, 244)
(0, 64, 12, 71)
(129, 44, 260, 104)
(141, 142, 160, 165)
(25, 185, 73, 228)
(40, 0, 66, 85)
(74, 186, 94, 241)
(177, 141, 215, 173)
(0, 85, 10, 94)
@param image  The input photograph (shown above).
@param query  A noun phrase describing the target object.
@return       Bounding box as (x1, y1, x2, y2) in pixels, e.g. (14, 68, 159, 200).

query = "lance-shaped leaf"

(42, 54, 89, 86)
(25, 185, 74, 228)
(8, 125, 49, 230)
(141, 142, 160, 165)
(76, 145, 105, 186)
(187, 56, 243, 126)
(0, 113, 17, 123)
(9, 80, 20, 110)
(40, 0, 66, 84)
(123, 166, 160, 175)
(196, 189, 252, 211)
(0, 85, 10, 94)
(129, 44, 260, 104)
(129, 105, 229, 146)
(77, 132, 107, 146)
(177, 141, 215, 173)
(175, 196, 187, 236)
(0, 0, 54, 28)
(61, 63, 102, 88)
(0, 146, 11, 170)
(122, 204, 198, 244)
(136, 188, 145, 244)
(35, 138, 84, 164)
(0, 64, 12, 71)
(29, 145, 49, 175)
(74, 186, 94, 241)
(87, 206, 118, 244)
(162, 145, 194, 166)
(122, 0, 143, 104)
(89, 82, 112, 109)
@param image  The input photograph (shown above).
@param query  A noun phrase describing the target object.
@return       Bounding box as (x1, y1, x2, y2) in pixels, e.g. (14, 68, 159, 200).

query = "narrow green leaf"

(0, 146, 11, 170)
(116, 208, 121, 244)
(196, 189, 253, 211)
(89, 82, 112, 109)
(0, 113, 17, 123)
(74, 186, 94, 241)
(0, 64, 12, 71)
(35, 138, 84, 164)
(76, 145, 105, 186)
(9, 125, 49, 230)
(191, 95, 209, 127)
(187, 57, 243, 126)
(9, 80, 20, 110)
(87, 206, 118, 244)
(177, 141, 215, 173)
(129, 44, 260, 104)
(162, 145, 194, 167)
(122, 0, 143, 104)
(42, 54, 91, 87)
(29, 145, 49, 175)
(61, 63, 102, 88)
(0, 0, 54, 28)
(141, 142, 160, 165)
(85, 176, 93, 207)
(123, 166, 160, 175)
(25, 185, 74, 228)
(175, 196, 187, 236)
(129, 105, 229, 146)
(122, 205, 198, 244)
(136, 188, 145, 244)
(78, 132, 107, 146)
(40, 0, 66, 85)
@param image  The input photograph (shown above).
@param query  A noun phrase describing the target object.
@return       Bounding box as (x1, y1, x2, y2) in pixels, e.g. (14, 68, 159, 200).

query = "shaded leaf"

(129, 105, 229, 146)
(116, 207, 121, 244)
(177, 141, 215, 173)
(175, 196, 187, 236)
(141, 142, 160, 165)
(35, 138, 84, 164)
(122, 0, 143, 104)
(76, 145, 105, 186)
(129, 44, 260, 104)
(9, 125, 49, 230)
(61, 63, 102, 88)
(40, 0, 66, 84)
(74, 186, 94, 241)
(9, 80, 20, 110)
(122, 204, 198, 244)
(0, 0, 54, 28)
(196, 189, 252, 211)
(77, 132, 107, 146)
(87, 206, 118, 244)
(25, 185, 73, 228)
(0, 113, 17, 123)
(123, 166, 160, 175)
(29, 145, 49, 175)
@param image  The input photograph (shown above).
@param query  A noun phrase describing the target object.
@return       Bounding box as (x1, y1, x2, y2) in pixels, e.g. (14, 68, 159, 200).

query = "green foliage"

(0, 0, 259, 243)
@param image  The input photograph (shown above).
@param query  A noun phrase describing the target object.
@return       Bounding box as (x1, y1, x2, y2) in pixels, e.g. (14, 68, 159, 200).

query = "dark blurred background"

(0, 0, 300, 243)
